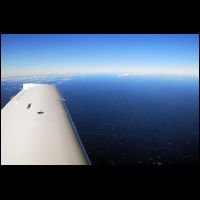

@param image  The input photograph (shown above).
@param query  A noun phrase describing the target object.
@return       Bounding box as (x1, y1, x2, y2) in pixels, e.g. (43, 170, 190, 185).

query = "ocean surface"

(1, 74, 199, 165)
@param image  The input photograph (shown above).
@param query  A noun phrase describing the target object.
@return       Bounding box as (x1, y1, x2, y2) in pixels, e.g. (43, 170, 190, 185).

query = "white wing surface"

(1, 83, 91, 165)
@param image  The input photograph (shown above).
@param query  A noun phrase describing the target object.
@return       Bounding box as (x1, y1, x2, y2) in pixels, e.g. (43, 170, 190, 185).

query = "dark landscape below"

(1, 74, 199, 165)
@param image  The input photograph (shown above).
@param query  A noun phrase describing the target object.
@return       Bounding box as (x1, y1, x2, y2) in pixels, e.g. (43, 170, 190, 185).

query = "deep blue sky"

(1, 34, 199, 76)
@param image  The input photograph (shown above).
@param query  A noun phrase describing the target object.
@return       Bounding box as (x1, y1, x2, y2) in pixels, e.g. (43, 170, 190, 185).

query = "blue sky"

(1, 34, 199, 76)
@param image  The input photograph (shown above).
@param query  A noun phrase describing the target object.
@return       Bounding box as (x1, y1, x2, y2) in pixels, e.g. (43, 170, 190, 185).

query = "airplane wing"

(1, 83, 91, 165)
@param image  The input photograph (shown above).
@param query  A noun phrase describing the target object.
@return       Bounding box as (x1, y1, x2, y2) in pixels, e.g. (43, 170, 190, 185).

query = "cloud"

(1, 74, 75, 84)
(117, 66, 199, 78)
